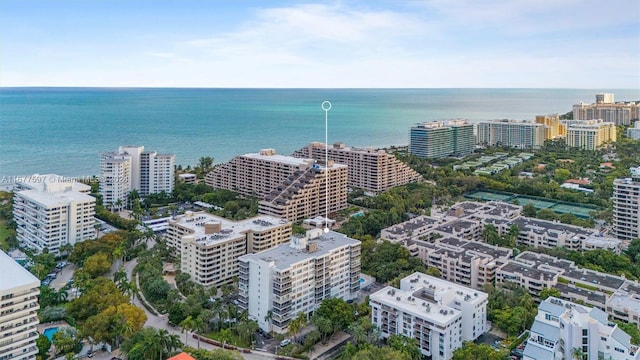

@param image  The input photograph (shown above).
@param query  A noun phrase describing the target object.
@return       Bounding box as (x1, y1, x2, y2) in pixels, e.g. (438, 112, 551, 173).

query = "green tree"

(523, 203, 537, 217)
(539, 287, 561, 300)
(36, 334, 52, 359)
(315, 298, 355, 332)
(388, 335, 421, 360)
(452, 341, 506, 360)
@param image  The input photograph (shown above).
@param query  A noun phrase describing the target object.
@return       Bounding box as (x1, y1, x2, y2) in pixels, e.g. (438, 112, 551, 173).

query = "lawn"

(204, 330, 251, 348)
(0, 220, 12, 251)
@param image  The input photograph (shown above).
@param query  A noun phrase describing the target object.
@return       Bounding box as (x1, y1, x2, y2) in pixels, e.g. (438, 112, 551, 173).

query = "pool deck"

(37, 321, 71, 337)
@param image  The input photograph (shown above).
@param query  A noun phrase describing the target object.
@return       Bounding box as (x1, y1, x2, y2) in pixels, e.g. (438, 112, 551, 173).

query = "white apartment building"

(293, 142, 422, 193)
(627, 122, 640, 140)
(612, 167, 640, 241)
(370, 273, 488, 360)
(166, 211, 292, 287)
(476, 120, 546, 149)
(523, 297, 639, 360)
(0, 250, 40, 360)
(237, 229, 361, 334)
(13, 175, 96, 254)
(100, 145, 175, 210)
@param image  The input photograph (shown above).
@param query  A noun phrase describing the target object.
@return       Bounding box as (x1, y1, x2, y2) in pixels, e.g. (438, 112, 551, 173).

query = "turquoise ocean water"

(1, 88, 638, 179)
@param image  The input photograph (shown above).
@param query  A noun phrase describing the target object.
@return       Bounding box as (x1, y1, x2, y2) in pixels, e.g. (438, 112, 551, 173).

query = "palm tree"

(571, 347, 585, 360)
(347, 322, 367, 345)
(194, 317, 205, 349)
(264, 310, 273, 335)
(166, 334, 182, 357)
(179, 316, 196, 346)
(288, 312, 306, 342)
(156, 329, 172, 360)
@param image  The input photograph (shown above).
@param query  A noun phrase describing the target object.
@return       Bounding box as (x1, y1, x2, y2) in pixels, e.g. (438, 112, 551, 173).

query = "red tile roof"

(168, 353, 196, 360)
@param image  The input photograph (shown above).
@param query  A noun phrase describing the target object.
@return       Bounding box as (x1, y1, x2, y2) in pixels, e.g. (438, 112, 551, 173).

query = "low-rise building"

(627, 122, 640, 140)
(293, 142, 422, 193)
(0, 250, 40, 360)
(370, 273, 488, 360)
(13, 174, 96, 254)
(523, 297, 639, 360)
(178, 173, 197, 184)
(166, 211, 292, 287)
(237, 229, 361, 334)
(607, 281, 640, 329)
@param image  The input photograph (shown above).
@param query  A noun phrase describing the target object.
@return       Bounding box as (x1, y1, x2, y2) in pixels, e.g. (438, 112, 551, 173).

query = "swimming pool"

(43, 327, 59, 341)
(359, 278, 365, 283)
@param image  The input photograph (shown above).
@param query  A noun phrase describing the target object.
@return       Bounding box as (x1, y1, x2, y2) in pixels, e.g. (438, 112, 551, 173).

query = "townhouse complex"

(237, 229, 361, 334)
(13, 174, 96, 254)
(612, 167, 640, 241)
(293, 142, 421, 193)
(524, 297, 638, 360)
(573, 93, 640, 126)
(100, 145, 175, 210)
(205, 149, 348, 221)
(165, 211, 292, 287)
(381, 201, 640, 329)
(370, 273, 488, 360)
(408, 120, 475, 159)
(0, 250, 40, 360)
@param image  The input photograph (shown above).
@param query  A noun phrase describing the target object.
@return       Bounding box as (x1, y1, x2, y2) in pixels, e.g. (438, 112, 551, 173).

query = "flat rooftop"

(608, 282, 640, 314)
(0, 250, 39, 292)
(400, 272, 488, 306)
(500, 261, 557, 282)
(16, 174, 92, 193)
(242, 152, 315, 167)
(240, 230, 358, 269)
(370, 286, 461, 326)
(18, 188, 96, 207)
(172, 211, 290, 245)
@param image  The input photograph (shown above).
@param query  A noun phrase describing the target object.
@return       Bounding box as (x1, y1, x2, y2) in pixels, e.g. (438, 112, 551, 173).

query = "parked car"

(279, 339, 291, 347)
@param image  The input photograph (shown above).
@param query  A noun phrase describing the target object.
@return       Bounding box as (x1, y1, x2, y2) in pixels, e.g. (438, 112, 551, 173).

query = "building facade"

(166, 211, 292, 287)
(13, 175, 96, 254)
(409, 120, 474, 159)
(370, 273, 488, 360)
(292, 142, 422, 193)
(476, 120, 546, 149)
(523, 297, 639, 360)
(0, 250, 40, 360)
(573, 93, 640, 126)
(100, 145, 175, 210)
(563, 119, 617, 150)
(627, 122, 640, 140)
(238, 229, 361, 334)
(535, 114, 567, 140)
(258, 162, 348, 221)
(612, 167, 640, 241)
(205, 149, 316, 198)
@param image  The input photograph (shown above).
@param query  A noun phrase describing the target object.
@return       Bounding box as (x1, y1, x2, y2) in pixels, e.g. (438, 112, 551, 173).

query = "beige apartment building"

(573, 93, 639, 126)
(166, 211, 292, 287)
(535, 114, 566, 140)
(238, 229, 361, 334)
(258, 162, 348, 221)
(0, 251, 40, 360)
(293, 142, 422, 193)
(563, 119, 616, 150)
(205, 149, 316, 197)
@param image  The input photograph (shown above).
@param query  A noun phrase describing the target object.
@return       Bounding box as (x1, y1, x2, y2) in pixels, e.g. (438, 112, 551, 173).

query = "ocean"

(1, 88, 638, 179)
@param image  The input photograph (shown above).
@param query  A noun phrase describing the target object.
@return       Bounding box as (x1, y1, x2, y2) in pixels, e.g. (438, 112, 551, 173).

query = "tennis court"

(512, 196, 556, 209)
(549, 203, 598, 218)
(465, 191, 513, 202)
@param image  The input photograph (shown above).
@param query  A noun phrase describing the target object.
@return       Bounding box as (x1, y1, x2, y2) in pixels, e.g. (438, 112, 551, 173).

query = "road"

(122, 259, 280, 360)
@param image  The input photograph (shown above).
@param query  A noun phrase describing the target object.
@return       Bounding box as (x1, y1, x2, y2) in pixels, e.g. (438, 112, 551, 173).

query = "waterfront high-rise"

(293, 142, 421, 193)
(238, 229, 361, 334)
(258, 162, 348, 221)
(409, 120, 474, 158)
(13, 175, 96, 254)
(100, 145, 175, 210)
(573, 93, 640, 126)
(0, 250, 40, 360)
(612, 167, 640, 241)
(476, 120, 546, 149)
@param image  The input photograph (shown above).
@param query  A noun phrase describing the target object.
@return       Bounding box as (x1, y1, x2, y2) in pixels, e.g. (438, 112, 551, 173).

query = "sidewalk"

(311, 332, 351, 360)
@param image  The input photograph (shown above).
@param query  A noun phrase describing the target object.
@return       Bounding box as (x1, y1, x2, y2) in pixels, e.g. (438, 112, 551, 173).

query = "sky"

(1, 0, 639, 88)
